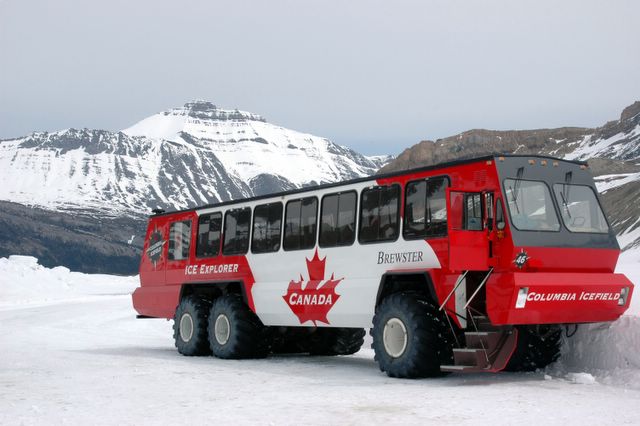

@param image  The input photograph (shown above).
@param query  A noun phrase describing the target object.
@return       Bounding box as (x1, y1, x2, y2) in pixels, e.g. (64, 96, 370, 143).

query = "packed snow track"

(1, 255, 639, 425)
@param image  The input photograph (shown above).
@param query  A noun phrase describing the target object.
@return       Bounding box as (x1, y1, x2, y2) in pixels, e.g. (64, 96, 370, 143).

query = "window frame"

(283, 196, 319, 251)
(319, 190, 358, 248)
(552, 183, 610, 234)
(463, 192, 484, 231)
(222, 207, 252, 256)
(358, 183, 401, 245)
(168, 219, 192, 261)
(403, 175, 450, 240)
(251, 201, 284, 254)
(195, 212, 222, 258)
(502, 178, 561, 233)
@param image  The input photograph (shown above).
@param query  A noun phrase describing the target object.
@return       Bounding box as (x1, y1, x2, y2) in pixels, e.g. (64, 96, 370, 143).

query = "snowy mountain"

(0, 101, 391, 273)
(381, 101, 640, 250)
(0, 101, 391, 217)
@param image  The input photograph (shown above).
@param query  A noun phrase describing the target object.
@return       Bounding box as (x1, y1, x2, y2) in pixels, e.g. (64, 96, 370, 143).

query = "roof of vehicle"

(149, 154, 588, 217)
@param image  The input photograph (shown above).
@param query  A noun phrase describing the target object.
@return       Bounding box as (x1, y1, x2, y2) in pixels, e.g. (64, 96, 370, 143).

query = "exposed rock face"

(620, 101, 640, 122)
(380, 101, 640, 250)
(0, 200, 144, 274)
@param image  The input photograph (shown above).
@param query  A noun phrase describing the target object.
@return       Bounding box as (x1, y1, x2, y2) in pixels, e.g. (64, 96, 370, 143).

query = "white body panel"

(196, 180, 442, 328)
(248, 240, 440, 327)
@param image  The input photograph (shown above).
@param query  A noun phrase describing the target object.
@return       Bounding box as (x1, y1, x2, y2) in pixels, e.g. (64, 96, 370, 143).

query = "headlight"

(515, 287, 529, 309)
(618, 287, 629, 306)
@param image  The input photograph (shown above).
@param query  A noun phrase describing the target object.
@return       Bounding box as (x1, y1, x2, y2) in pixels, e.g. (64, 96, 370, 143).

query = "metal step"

(468, 315, 493, 331)
(464, 331, 502, 351)
(453, 348, 489, 368)
(440, 364, 488, 373)
(441, 327, 518, 374)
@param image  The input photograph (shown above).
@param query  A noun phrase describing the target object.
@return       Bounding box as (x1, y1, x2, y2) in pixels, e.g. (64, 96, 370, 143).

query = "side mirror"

(497, 221, 506, 230)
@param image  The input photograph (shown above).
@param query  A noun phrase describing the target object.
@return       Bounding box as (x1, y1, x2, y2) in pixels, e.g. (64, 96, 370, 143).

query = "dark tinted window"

(359, 185, 400, 243)
(284, 197, 318, 251)
(464, 193, 483, 230)
(252, 202, 283, 253)
(319, 192, 356, 247)
(223, 208, 251, 255)
(404, 176, 449, 239)
(196, 213, 222, 257)
(496, 198, 505, 226)
(168, 220, 191, 260)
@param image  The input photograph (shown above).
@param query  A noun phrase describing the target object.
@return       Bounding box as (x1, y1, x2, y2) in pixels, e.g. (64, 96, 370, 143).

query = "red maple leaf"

(282, 249, 342, 325)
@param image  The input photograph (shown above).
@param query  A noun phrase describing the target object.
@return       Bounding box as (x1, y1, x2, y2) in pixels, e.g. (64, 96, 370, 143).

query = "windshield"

(504, 179, 560, 231)
(553, 184, 609, 233)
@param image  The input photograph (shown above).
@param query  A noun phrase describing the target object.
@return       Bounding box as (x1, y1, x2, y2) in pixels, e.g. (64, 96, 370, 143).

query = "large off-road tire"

(505, 325, 562, 372)
(173, 295, 212, 356)
(208, 294, 268, 359)
(371, 293, 454, 378)
(308, 327, 366, 356)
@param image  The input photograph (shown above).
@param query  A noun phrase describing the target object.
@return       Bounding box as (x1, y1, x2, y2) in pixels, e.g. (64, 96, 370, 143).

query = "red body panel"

(487, 271, 634, 324)
(133, 210, 258, 317)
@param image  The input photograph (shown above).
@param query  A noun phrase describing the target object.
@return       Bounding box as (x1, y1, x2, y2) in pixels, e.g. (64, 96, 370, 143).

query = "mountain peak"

(122, 100, 267, 140)
(172, 100, 267, 123)
(620, 101, 640, 122)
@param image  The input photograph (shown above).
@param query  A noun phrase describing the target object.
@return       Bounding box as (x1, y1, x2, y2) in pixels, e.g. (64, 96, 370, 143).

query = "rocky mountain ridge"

(0, 101, 391, 218)
(381, 101, 640, 250)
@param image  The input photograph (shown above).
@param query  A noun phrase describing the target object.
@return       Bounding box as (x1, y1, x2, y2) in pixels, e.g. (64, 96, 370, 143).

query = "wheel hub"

(214, 314, 231, 345)
(179, 313, 194, 343)
(383, 317, 408, 358)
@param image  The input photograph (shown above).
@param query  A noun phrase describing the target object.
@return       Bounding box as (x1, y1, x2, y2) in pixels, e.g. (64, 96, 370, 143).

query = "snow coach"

(132, 155, 634, 378)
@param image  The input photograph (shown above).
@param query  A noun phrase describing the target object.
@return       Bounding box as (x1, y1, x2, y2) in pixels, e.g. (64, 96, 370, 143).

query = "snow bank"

(547, 247, 640, 387)
(615, 247, 640, 315)
(550, 316, 640, 389)
(0, 256, 137, 307)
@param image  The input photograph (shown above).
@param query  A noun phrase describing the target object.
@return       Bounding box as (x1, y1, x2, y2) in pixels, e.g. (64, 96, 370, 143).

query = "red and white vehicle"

(132, 155, 633, 378)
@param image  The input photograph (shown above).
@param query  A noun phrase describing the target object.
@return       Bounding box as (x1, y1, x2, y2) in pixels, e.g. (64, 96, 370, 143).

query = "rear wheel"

(173, 295, 212, 356)
(505, 325, 562, 371)
(371, 293, 454, 378)
(208, 294, 268, 359)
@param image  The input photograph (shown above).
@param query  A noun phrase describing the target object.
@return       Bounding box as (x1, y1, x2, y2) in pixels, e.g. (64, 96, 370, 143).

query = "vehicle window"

(223, 208, 251, 255)
(404, 176, 449, 239)
(485, 192, 494, 227)
(320, 192, 356, 247)
(168, 220, 191, 260)
(496, 198, 505, 227)
(196, 213, 221, 257)
(359, 184, 400, 243)
(284, 197, 318, 251)
(553, 184, 609, 233)
(464, 193, 483, 231)
(252, 202, 283, 253)
(504, 179, 560, 231)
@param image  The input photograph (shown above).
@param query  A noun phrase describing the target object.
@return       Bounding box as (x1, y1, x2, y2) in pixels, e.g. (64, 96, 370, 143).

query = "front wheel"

(505, 325, 562, 371)
(208, 294, 268, 359)
(371, 293, 453, 378)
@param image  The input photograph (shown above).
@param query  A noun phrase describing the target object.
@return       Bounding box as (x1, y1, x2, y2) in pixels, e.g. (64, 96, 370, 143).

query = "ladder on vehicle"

(438, 268, 518, 373)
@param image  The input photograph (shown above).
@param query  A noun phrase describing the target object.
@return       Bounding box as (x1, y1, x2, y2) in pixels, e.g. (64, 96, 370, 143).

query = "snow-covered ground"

(1, 253, 639, 425)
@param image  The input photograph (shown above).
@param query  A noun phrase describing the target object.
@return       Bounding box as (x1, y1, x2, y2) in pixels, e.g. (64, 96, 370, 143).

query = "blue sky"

(1, 0, 638, 155)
